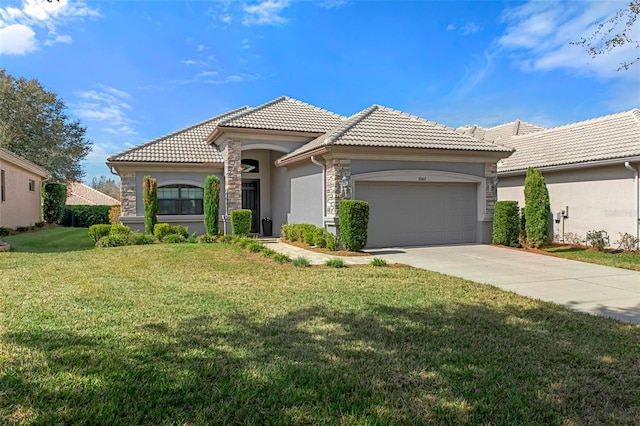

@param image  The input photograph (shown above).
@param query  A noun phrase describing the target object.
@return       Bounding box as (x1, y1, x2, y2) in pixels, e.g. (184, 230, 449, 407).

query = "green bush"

(63, 205, 111, 228)
(260, 248, 276, 257)
(370, 257, 388, 267)
(235, 237, 255, 249)
(88, 224, 112, 243)
(204, 175, 221, 236)
(303, 229, 315, 245)
(219, 235, 233, 244)
(313, 228, 326, 248)
(273, 253, 291, 263)
(292, 256, 311, 267)
(154, 223, 171, 240)
(231, 209, 252, 237)
(128, 231, 155, 245)
(325, 258, 345, 268)
(281, 224, 291, 240)
(523, 168, 551, 248)
(325, 231, 338, 251)
(163, 234, 187, 244)
(43, 182, 67, 224)
(247, 241, 265, 253)
(110, 224, 131, 236)
(196, 234, 217, 244)
(492, 201, 521, 247)
(95, 234, 128, 247)
(339, 200, 369, 251)
(0, 227, 13, 237)
(143, 176, 158, 235)
(109, 205, 121, 225)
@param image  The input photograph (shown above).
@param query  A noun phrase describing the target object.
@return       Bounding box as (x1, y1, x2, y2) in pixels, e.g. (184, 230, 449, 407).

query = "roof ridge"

(322, 105, 379, 145)
(630, 108, 640, 125)
(288, 96, 347, 120)
(107, 106, 249, 160)
(377, 105, 461, 133)
(512, 109, 639, 138)
(73, 182, 119, 203)
(218, 96, 287, 125)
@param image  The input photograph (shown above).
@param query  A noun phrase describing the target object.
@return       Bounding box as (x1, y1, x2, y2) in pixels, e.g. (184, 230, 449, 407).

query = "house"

(107, 96, 512, 247)
(479, 109, 640, 245)
(66, 182, 120, 206)
(0, 147, 50, 228)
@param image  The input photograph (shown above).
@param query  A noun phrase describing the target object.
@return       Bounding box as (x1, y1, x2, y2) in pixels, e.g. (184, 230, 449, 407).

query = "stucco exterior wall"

(0, 160, 43, 228)
(270, 152, 291, 237)
(498, 164, 639, 243)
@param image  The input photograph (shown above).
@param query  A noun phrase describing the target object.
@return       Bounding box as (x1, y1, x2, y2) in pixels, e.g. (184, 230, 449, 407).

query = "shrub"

(563, 232, 583, 247)
(204, 175, 221, 236)
(281, 224, 291, 240)
(273, 253, 291, 263)
(143, 176, 158, 235)
(235, 237, 255, 249)
(492, 201, 520, 247)
(292, 256, 311, 267)
(523, 168, 551, 248)
(15, 226, 30, 233)
(154, 223, 171, 240)
(586, 230, 607, 252)
(325, 231, 338, 251)
(128, 231, 155, 245)
(303, 229, 315, 245)
(196, 234, 217, 244)
(260, 248, 276, 257)
(109, 205, 121, 225)
(163, 234, 187, 244)
(370, 257, 388, 267)
(171, 225, 189, 239)
(339, 200, 369, 251)
(63, 205, 110, 228)
(614, 232, 639, 251)
(325, 258, 345, 268)
(219, 235, 234, 244)
(0, 227, 12, 237)
(188, 232, 198, 243)
(247, 241, 265, 253)
(35, 221, 45, 228)
(88, 224, 112, 243)
(110, 224, 131, 236)
(231, 209, 252, 237)
(95, 234, 128, 248)
(43, 182, 67, 224)
(313, 228, 326, 248)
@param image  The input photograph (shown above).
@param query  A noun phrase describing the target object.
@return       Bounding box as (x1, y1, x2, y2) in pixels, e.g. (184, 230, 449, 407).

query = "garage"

(355, 181, 477, 247)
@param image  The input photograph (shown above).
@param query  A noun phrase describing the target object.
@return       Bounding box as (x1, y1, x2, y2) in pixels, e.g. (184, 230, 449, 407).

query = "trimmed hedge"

(204, 175, 221, 236)
(338, 200, 369, 251)
(492, 201, 520, 247)
(524, 168, 551, 247)
(143, 176, 158, 235)
(43, 182, 67, 224)
(281, 223, 339, 252)
(231, 209, 252, 237)
(154, 223, 189, 241)
(63, 205, 111, 228)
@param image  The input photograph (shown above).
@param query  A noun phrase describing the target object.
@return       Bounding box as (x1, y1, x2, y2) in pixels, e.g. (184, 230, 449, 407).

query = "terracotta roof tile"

(66, 182, 119, 206)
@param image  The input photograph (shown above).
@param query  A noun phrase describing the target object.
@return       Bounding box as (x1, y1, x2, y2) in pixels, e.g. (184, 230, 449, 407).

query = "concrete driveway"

(368, 244, 640, 324)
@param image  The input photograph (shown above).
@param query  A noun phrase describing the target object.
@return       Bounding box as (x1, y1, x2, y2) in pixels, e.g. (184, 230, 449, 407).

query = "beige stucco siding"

(0, 160, 44, 228)
(498, 164, 638, 243)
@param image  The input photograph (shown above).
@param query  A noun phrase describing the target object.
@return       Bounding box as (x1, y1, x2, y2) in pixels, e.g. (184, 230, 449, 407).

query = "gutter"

(624, 161, 640, 250)
(498, 155, 640, 177)
(310, 156, 326, 217)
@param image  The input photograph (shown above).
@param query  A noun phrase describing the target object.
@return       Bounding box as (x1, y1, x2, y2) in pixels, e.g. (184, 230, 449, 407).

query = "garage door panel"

(356, 181, 477, 248)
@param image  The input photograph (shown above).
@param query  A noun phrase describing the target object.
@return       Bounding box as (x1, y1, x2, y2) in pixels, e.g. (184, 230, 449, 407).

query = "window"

(29, 179, 35, 192)
(1, 169, 5, 202)
(241, 159, 259, 173)
(157, 184, 204, 215)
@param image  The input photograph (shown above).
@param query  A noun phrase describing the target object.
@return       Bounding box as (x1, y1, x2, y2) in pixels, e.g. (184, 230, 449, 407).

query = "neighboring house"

(482, 109, 640, 245)
(0, 147, 50, 228)
(66, 182, 120, 206)
(107, 96, 512, 247)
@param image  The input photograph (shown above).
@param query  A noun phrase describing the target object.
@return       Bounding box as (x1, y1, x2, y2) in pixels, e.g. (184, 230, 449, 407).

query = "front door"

(242, 179, 260, 234)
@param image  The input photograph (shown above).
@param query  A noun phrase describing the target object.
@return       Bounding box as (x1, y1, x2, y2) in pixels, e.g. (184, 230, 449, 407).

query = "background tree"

(91, 175, 120, 200)
(574, 1, 639, 71)
(0, 69, 92, 182)
(523, 168, 551, 248)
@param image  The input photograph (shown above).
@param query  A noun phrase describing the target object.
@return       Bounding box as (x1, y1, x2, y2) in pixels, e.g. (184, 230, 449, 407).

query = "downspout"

(310, 156, 326, 219)
(624, 161, 639, 250)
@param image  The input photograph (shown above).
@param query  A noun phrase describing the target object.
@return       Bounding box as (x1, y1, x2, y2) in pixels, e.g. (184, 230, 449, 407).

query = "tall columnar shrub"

(231, 209, 252, 237)
(339, 200, 370, 251)
(523, 168, 551, 247)
(42, 182, 67, 224)
(492, 201, 520, 247)
(204, 175, 221, 236)
(143, 176, 158, 235)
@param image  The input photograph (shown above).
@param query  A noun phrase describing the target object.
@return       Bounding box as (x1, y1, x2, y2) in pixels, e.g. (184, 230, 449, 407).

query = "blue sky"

(1, 0, 638, 183)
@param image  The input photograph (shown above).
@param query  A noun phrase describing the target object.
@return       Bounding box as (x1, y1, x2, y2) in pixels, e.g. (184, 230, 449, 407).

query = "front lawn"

(543, 246, 640, 271)
(1, 228, 638, 424)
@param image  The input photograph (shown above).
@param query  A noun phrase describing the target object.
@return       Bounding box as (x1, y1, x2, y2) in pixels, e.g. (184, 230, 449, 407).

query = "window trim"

(1, 169, 5, 202)
(157, 184, 204, 216)
(29, 179, 35, 192)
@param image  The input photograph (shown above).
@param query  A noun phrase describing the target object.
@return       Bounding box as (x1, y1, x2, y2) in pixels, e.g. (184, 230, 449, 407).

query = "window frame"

(1, 169, 5, 202)
(28, 179, 35, 192)
(157, 184, 204, 215)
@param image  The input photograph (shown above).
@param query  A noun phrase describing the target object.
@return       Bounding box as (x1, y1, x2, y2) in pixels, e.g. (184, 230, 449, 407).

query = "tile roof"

(66, 182, 120, 206)
(218, 96, 346, 134)
(457, 120, 545, 141)
(107, 107, 250, 163)
(281, 105, 513, 161)
(497, 109, 640, 173)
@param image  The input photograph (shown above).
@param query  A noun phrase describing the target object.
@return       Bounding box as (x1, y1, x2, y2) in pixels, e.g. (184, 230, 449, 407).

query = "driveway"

(368, 244, 640, 324)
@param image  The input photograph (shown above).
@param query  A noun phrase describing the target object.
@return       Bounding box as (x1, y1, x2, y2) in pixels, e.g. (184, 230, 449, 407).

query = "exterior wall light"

(340, 175, 351, 197)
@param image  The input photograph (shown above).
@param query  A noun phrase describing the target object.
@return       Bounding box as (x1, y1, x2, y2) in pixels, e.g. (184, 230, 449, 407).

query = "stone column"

(224, 139, 242, 214)
(325, 158, 351, 217)
(485, 162, 498, 216)
(119, 171, 137, 216)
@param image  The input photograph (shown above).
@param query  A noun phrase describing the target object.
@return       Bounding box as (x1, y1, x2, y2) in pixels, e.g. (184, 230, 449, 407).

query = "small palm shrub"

(293, 256, 311, 267)
(235, 237, 255, 249)
(260, 248, 276, 258)
(325, 258, 345, 268)
(88, 224, 112, 243)
(196, 234, 217, 243)
(273, 253, 291, 264)
(370, 257, 388, 267)
(219, 235, 233, 244)
(247, 241, 265, 253)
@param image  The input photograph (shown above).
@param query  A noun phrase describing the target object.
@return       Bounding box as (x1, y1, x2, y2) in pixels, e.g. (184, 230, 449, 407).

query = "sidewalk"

(260, 239, 372, 265)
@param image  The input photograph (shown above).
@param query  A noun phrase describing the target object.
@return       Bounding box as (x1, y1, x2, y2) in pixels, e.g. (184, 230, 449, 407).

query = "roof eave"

(498, 155, 640, 176)
(210, 126, 327, 145)
(275, 146, 330, 167)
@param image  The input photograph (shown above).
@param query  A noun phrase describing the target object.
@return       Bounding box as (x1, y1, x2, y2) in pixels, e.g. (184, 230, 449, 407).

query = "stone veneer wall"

(120, 171, 136, 216)
(224, 140, 242, 213)
(484, 162, 497, 216)
(325, 158, 351, 216)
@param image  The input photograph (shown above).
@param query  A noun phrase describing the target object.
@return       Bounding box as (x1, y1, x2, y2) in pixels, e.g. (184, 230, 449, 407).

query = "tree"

(203, 175, 220, 236)
(523, 168, 551, 247)
(573, 1, 640, 71)
(91, 176, 120, 201)
(143, 176, 158, 235)
(0, 69, 92, 182)
(43, 182, 67, 224)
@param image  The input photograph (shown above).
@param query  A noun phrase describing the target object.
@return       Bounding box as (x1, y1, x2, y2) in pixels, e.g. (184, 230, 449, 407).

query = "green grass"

(1, 228, 639, 424)
(1, 226, 94, 253)
(544, 246, 640, 271)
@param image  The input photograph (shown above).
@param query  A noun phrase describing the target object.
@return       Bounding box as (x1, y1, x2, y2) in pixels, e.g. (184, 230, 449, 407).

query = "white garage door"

(355, 181, 477, 248)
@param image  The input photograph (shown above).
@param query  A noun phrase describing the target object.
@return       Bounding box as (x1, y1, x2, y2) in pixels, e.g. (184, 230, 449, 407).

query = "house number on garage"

(418, 176, 427, 182)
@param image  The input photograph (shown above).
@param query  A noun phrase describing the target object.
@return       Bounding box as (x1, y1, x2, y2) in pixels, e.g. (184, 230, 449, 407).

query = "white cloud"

(220, 15, 232, 23)
(73, 87, 138, 136)
(497, 1, 639, 79)
(446, 23, 455, 31)
(452, 50, 494, 97)
(0, 0, 100, 55)
(242, 0, 289, 26)
(0, 24, 36, 54)
(318, 0, 347, 8)
(197, 44, 208, 51)
(461, 22, 480, 35)
(203, 73, 263, 84)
